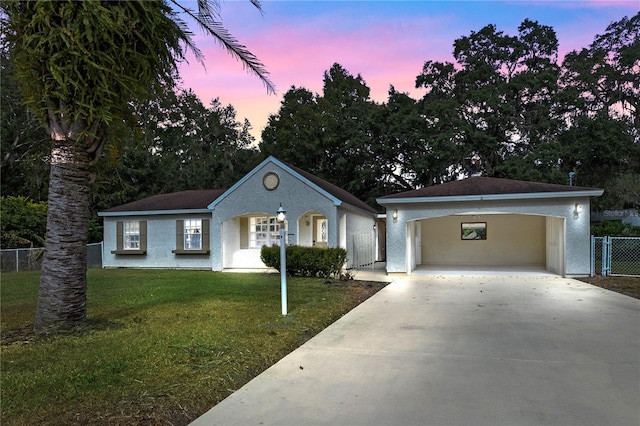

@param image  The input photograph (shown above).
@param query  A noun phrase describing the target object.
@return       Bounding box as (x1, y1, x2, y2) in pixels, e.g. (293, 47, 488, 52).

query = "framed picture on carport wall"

(461, 222, 486, 240)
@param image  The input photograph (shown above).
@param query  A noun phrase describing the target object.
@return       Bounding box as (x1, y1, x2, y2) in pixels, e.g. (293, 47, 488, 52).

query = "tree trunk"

(34, 138, 93, 330)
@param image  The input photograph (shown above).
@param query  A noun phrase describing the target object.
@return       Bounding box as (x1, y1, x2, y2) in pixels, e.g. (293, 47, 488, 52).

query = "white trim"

(376, 190, 604, 205)
(98, 209, 211, 217)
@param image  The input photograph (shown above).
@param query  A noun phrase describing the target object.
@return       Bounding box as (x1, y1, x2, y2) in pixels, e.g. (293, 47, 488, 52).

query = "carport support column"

(386, 207, 407, 273)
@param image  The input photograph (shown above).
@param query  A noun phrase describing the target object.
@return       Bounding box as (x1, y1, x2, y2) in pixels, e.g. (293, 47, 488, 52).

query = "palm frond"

(170, 0, 275, 94)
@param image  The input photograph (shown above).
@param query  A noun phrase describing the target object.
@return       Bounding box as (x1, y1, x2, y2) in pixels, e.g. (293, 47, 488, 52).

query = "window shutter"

(202, 219, 210, 252)
(240, 217, 249, 249)
(139, 221, 147, 252)
(176, 220, 184, 251)
(116, 221, 124, 251)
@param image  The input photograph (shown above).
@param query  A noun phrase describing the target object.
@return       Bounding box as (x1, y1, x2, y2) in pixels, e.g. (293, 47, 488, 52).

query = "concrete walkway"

(191, 274, 640, 426)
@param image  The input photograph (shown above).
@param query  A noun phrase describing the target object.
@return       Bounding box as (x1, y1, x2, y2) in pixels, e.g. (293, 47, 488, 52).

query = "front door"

(314, 217, 328, 248)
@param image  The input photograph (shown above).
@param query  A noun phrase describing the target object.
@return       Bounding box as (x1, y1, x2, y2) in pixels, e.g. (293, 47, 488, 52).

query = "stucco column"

(211, 217, 223, 271)
(565, 197, 591, 276)
(386, 208, 406, 273)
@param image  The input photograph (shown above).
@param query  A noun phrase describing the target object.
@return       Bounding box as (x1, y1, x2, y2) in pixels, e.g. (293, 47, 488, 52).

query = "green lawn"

(1, 269, 386, 425)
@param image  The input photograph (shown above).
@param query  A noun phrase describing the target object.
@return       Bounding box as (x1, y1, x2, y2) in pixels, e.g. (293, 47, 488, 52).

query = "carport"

(377, 177, 603, 277)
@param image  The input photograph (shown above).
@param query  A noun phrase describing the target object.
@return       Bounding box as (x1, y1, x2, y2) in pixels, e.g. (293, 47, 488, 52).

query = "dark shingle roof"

(379, 177, 601, 199)
(102, 189, 226, 213)
(286, 162, 378, 214)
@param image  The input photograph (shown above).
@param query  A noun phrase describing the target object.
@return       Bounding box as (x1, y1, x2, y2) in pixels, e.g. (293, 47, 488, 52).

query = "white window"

(124, 221, 140, 250)
(184, 219, 202, 250)
(249, 216, 283, 248)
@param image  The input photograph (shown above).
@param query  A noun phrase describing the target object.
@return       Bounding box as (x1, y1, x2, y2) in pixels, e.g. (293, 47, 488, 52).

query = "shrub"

(591, 220, 640, 237)
(260, 245, 348, 278)
(0, 196, 48, 248)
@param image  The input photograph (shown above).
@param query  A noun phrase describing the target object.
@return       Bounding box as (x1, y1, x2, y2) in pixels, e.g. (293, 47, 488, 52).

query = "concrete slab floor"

(190, 275, 640, 426)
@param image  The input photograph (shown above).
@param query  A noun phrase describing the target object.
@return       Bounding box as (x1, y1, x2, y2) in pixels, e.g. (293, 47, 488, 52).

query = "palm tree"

(2, 0, 274, 330)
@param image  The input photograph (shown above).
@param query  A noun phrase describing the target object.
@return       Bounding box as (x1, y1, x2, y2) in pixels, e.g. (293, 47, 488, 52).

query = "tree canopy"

(260, 14, 639, 210)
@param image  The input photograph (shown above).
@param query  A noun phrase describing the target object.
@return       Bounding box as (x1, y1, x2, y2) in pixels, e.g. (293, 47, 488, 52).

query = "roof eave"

(376, 189, 604, 205)
(339, 202, 378, 217)
(98, 209, 212, 217)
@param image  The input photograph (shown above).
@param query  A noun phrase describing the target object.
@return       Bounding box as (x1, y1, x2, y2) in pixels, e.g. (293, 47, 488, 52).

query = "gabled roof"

(286, 162, 379, 214)
(99, 190, 226, 216)
(99, 156, 378, 217)
(209, 156, 378, 215)
(377, 176, 603, 204)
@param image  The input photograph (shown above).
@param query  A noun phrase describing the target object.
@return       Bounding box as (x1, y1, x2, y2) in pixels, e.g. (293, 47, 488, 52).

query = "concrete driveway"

(191, 274, 640, 426)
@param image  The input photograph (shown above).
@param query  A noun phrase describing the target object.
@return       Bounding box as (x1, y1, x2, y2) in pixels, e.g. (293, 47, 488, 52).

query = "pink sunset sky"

(176, 0, 638, 142)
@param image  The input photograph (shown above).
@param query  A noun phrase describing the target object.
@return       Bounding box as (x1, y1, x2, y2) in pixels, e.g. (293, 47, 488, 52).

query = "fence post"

(602, 236, 610, 277)
(590, 235, 595, 277)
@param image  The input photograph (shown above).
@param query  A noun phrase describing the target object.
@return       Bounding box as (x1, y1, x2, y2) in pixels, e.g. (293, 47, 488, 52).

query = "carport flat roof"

(377, 176, 603, 204)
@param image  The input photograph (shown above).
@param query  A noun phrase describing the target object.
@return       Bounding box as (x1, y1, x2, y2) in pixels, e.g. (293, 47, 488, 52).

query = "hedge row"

(260, 245, 348, 278)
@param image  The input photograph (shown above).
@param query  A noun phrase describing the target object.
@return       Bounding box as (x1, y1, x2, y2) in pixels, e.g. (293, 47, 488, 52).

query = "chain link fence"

(591, 236, 640, 277)
(1, 242, 103, 273)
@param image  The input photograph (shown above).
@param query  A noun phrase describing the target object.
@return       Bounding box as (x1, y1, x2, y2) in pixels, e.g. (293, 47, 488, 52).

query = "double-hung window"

(173, 218, 210, 255)
(184, 219, 202, 250)
(124, 221, 140, 250)
(112, 220, 147, 255)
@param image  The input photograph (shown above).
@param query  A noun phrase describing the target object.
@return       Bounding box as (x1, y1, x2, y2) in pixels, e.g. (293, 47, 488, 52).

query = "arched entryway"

(298, 211, 328, 248)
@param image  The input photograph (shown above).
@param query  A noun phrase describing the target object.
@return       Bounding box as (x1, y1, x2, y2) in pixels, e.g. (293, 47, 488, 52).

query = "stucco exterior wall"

(210, 163, 340, 271)
(421, 214, 545, 266)
(102, 213, 213, 269)
(384, 196, 592, 276)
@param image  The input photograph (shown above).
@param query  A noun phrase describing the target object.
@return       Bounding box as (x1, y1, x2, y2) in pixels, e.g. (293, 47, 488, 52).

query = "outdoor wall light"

(393, 209, 398, 223)
(277, 204, 287, 315)
(574, 202, 582, 218)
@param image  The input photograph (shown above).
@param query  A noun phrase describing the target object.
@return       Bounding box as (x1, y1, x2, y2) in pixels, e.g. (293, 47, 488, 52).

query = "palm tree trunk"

(34, 138, 93, 330)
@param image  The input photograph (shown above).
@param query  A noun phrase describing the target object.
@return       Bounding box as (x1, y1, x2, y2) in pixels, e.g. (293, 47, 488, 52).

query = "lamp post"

(276, 204, 287, 315)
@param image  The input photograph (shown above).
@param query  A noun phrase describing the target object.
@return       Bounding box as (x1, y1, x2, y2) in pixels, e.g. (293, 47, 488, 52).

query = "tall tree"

(416, 19, 561, 179)
(317, 64, 378, 200)
(554, 12, 639, 207)
(0, 44, 51, 201)
(261, 64, 380, 203)
(2, 0, 273, 330)
(414, 61, 467, 183)
(261, 87, 323, 173)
